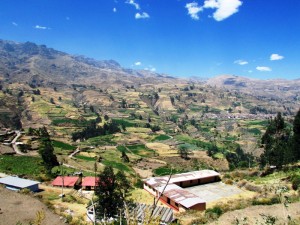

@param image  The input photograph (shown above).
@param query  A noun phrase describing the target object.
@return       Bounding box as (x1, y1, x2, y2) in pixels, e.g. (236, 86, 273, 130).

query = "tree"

(292, 109, 300, 161)
(50, 98, 55, 104)
(38, 127, 59, 174)
(95, 166, 131, 220)
(260, 112, 292, 168)
(178, 145, 190, 160)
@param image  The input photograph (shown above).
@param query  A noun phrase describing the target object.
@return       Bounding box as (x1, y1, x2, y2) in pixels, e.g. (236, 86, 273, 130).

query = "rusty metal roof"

(144, 170, 220, 208)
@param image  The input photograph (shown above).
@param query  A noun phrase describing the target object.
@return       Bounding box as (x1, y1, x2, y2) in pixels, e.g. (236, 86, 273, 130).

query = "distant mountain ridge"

(206, 74, 300, 101)
(0, 39, 179, 88)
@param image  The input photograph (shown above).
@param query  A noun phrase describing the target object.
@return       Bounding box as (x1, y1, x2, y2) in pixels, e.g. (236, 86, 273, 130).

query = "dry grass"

(0, 186, 64, 225)
(146, 142, 177, 156)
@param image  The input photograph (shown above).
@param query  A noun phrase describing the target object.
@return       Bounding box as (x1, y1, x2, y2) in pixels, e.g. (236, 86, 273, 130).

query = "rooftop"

(82, 177, 99, 187)
(52, 176, 79, 187)
(0, 176, 40, 188)
(144, 170, 220, 209)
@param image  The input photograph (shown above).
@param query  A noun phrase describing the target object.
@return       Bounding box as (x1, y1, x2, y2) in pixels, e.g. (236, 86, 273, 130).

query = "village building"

(143, 170, 220, 211)
(82, 176, 99, 190)
(0, 176, 40, 192)
(51, 176, 80, 188)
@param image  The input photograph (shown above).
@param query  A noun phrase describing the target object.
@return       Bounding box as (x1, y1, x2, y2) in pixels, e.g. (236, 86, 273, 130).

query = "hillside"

(1, 39, 300, 224)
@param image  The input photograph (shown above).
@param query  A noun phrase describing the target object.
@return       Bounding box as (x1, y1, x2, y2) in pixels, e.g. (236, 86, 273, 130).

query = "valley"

(0, 40, 300, 224)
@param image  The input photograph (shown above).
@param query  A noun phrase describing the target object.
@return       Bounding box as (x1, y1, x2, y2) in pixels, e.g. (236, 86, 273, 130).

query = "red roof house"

(82, 177, 99, 190)
(52, 176, 79, 188)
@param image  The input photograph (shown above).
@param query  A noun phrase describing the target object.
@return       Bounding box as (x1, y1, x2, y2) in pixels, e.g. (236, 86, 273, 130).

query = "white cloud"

(200, 0, 243, 21)
(12, 22, 18, 26)
(248, 70, 253, 73)
(144, 65, 156, 72)
(125, 0, 140, 10)
(135, 61, 141, 66)
(204, 0, 219, 8)
(113, 7, 117, 13)
(185, 0, 242, 21)
(256, 66, 272, 72)
(270, 53, 284, 61)
(185, 2, 203, 20)
(135, 12, 150, 19)
(234, 59, 248, 65)
(34, 25, 49, 30)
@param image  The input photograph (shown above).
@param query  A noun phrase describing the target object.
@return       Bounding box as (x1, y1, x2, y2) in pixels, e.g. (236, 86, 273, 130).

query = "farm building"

(0, 176, 40, 192)
(143, 170, 220, 211)
(82, 177, 99, 190)
(52, 176, 80, 188)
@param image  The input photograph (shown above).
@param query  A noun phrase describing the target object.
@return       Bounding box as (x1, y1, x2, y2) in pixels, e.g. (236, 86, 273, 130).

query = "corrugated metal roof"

(131, 203, 174, 224)
(144, 170, 219, 209)
(52, 176, 79, 187)
(0, 176, 40, 188)
(82, 177, 99, 186)
(157, 170, 219, 184)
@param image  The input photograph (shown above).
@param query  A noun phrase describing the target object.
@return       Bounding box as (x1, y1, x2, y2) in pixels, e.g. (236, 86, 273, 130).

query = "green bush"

(205, 206, 223, 218)
(252, 197, 280, 206)
(291, 175, 300, 190)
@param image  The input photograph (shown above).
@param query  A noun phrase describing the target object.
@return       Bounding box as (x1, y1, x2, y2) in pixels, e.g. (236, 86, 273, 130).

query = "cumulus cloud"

(126, 0, 140, 10)
(256, 66, 272, 72)
(135, 61, 141, 66)
(186, 0, 242, 21)
(204, 0, 243, 21)
(113, 7, 117, 13)
(234, 59, 248, 65)
(135, 12, 150, 19)
(185, 2, 203, 20)
(34, 25, 49, 30)
(270, 53, 284, 61)
(12, 22, 18, 26)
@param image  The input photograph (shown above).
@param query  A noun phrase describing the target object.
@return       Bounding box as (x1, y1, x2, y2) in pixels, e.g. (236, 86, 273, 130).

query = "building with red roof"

(82, 177, 99, 190)
(51, 176, 79, 188)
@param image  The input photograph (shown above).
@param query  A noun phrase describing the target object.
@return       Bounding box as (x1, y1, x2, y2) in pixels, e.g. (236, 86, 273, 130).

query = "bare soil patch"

(0, 186, 64, 225)
(209, 202, 300, 225)
(133, 158, 166, 178)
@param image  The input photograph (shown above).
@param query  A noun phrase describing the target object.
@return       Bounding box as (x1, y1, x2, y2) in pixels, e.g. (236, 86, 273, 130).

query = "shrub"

(244, 183, 262, 193)
(291, 175, 300, 190)
(252, 197, 280, 206)
(224, 179, 234, 185)
(205, 206, 223, 218)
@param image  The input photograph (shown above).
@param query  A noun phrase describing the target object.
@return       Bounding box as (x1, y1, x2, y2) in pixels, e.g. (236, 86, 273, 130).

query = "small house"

(82, 177, 99, 190)
(0, 176, 40, 192)
(52, 176, 80, 188)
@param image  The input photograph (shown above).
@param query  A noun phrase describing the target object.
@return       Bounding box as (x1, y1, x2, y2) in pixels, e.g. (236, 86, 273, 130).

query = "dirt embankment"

(0, 186, 64, 225)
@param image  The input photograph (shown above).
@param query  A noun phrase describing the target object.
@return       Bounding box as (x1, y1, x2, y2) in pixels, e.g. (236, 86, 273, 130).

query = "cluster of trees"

(207, 143, 254, 170)
(71, 119, 121, 141)
(260, 110, 300, 168)
(225, 146, 255, 170)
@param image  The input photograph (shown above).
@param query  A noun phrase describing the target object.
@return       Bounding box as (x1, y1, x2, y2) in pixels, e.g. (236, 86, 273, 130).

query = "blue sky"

(0, 0, 299, 79)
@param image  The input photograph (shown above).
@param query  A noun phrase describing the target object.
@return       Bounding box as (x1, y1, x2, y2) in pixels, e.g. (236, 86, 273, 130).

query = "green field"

(0, 155, 44, 177)
(102, 160, 132, 172)
(153, 166, 186, 176)
(126, 144, 155, 157)
(52, 140, 76, 150)
(153, 134, 171, 141)
(74, 155, 96, 161)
